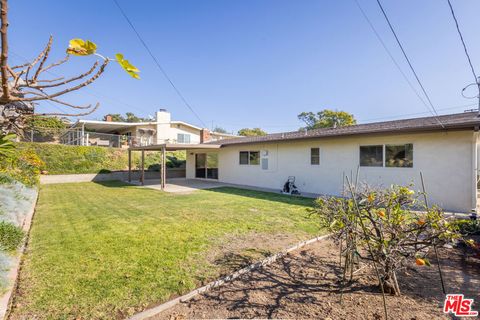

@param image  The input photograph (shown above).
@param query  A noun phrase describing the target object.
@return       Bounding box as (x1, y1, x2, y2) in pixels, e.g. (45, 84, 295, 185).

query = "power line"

(353, 0, 430, 112)
(446, 0, 478, 85)
(358, 102, 476, 123)
(112, 0, 207, 128)
(214, 102, 476, 130)
(375, 0, 445, 128)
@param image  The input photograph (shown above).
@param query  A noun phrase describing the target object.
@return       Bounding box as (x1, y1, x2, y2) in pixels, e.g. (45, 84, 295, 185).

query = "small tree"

(103, 112, 149, 123)
(0, 0, 139, 135)
(238, 127, 267, 137)
(213, 126, 228, 134)
(311, 184, 459, 296)
(103, 114, 126, 122)
(298, 109, 356, 130)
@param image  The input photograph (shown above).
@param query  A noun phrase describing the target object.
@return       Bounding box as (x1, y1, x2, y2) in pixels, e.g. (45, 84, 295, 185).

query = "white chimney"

(156, 109, 171, 123)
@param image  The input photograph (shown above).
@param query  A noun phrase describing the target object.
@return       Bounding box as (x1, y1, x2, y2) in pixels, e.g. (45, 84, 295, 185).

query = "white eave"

(71, 119, 239, 137)
(71, 119, 157, 132)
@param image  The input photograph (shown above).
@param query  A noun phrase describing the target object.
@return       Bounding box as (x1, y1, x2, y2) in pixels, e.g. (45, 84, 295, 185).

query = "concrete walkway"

(130, 178, 319, 198)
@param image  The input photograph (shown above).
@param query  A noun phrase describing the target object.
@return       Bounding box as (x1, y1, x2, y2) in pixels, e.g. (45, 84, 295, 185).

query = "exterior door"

(195, 153, 206, 178)
(195, 153, 218, 179)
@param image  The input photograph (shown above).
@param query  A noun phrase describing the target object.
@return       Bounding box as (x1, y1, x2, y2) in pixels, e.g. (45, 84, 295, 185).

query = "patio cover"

(128, 143, 221, 189)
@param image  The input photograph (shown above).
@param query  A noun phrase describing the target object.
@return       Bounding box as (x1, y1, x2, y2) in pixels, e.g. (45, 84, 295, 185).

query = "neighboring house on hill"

(63, 109, 236, 147)
(170, 111, 478, 213)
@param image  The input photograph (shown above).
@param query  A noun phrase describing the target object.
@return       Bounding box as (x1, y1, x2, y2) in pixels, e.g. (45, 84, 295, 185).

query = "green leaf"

(115, 53, 140, 79)
(66, 39, 97, 56)
(0, 133, 16, 156)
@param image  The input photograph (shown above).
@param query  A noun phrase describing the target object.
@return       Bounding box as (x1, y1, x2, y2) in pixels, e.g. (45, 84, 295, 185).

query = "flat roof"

(72, 119, 238, 137)
(72, 120, 156, 132)
(207, 111, 480, 146)
(129, 143, 221, 151)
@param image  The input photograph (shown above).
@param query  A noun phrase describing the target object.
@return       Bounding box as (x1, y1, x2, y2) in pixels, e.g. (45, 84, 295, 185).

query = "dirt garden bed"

(159, 238, 480, 320)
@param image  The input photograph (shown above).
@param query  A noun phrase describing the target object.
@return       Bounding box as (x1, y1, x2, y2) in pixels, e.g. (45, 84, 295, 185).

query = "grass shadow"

(92, 180, 134, 188)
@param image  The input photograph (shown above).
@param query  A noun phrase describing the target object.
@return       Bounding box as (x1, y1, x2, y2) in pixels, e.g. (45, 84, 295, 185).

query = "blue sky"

(8, 0, 480, 133)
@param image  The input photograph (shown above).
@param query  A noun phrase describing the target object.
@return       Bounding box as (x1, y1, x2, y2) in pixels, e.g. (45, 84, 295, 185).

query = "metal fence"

(22, 128, 154, 148)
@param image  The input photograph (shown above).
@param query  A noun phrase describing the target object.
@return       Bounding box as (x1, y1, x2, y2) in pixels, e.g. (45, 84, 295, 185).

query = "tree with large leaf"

(237, 127, 267, 137)
(0, 0, 140, 135)
(298, 109, 356, 130)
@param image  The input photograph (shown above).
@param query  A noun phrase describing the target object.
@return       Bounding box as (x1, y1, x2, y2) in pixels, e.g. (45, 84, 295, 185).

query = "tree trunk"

(0, 0, 9, 102)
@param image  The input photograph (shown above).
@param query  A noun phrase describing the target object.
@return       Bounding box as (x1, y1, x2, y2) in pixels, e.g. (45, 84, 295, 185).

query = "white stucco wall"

(155, 123, 201, 144)
(186, 130, 476, 213)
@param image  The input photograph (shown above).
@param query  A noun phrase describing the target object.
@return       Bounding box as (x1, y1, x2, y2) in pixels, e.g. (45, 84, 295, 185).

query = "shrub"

(0, 221, 24, 251)
(0, 144, 44, 186)
(18, 142, 186, 174)
(454, 219, 480, 236)
(311, 184, 460, 296)
(18, 143, 129, 174)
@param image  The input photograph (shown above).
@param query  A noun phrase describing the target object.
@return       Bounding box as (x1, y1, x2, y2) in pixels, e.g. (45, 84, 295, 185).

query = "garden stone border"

(129, 233, 330, 320)
(0, 189, 39, 320)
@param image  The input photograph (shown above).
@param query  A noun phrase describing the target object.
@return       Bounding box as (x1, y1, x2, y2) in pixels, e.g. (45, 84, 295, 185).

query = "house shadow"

(198, 250, 377, 319)
(190, 244, 480, 318)
(204, 186, 316, 207)
(92, 180, 132, 188)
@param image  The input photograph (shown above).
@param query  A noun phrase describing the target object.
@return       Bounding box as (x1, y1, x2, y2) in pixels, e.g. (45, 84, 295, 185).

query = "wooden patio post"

(161, 146, 166, 190)
(141, 150, 145, 186)
(128, 149, 132, 182)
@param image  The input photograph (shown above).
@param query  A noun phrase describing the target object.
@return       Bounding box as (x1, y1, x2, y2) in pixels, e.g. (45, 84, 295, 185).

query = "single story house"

(64, 109, 237, 147)
(178, 111, 479, 214)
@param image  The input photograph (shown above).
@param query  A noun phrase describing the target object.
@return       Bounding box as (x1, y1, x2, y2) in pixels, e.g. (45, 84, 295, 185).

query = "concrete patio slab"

(129, 178, 320, 198)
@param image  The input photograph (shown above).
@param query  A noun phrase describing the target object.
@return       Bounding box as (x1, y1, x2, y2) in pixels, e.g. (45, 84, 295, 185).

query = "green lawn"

(11, 182, 320, 319)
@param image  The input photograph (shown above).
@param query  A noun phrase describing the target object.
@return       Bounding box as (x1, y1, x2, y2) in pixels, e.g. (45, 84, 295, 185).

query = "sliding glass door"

(195, 153, 218, 179)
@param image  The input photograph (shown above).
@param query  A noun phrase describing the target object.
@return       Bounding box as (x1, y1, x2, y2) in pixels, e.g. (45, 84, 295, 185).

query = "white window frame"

(239, 151, 260, 165)
(177, 133, 191, 144)
(310, 147, 320, 165)
(359, 144, 413, 168)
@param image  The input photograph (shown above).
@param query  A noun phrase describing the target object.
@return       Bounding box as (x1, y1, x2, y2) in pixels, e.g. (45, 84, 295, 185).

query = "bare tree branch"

(35, 76, 65, 83)
(37, 53, 68, 75)
(32, 35, 53, 81)
(36, 102, 99, 117)
(30, 60, 98, 89)
(11, 61, 30, 69)
(21, 89, 95, 109)
(22, 59, 109, 101)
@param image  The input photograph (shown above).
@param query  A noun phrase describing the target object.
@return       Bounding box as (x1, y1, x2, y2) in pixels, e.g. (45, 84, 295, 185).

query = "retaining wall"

(40, 169, 186, 184)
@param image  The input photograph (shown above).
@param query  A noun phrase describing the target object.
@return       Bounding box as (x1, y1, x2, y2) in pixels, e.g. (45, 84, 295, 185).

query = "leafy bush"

(0, 144, 44, 186)
(144, 151, 186, 171)
(311, 184, 459, 296)
(25, 115, 66, 129)
(0, 134, 16, 156)
(0, 221, 24, 251)
(454, 219, 480, 236)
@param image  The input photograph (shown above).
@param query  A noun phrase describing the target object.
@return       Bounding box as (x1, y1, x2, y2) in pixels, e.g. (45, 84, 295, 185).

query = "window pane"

(184, 134, 191, 143)
(385, 144, 413, 168)
(249, 151, 260, 165)
(177, 133, 185, 143)
(207, 153, 218, 168)
(239, 151, 249, 165)
(311, 148, 320, 165)
(360, 145, 383, 167)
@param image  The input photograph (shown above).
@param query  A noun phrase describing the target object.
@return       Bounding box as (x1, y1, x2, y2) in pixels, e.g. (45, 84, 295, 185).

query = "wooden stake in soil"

(345, 176, 388, 320)
(420, 171, 446, 294)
